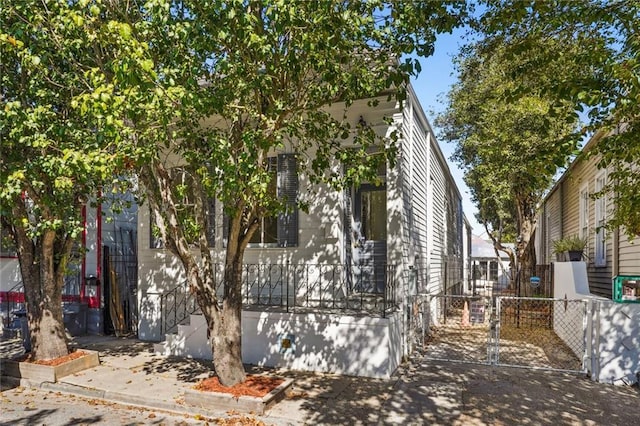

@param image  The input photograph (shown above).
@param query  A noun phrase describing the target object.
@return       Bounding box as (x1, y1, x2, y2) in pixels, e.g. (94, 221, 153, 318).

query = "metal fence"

(420, 294, 587, 373)
(156, 263, 399, 334)
(496, 297, 587, 372)
(471, 264, 553, 298)
(420, 294, 493, 364)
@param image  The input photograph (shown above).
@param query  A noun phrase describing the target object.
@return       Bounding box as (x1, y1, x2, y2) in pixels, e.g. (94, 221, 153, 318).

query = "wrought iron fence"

(490, 265, 553, 298)
(156, 263, 398, 335)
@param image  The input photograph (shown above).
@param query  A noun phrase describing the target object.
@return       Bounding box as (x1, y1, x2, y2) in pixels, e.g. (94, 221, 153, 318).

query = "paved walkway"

(1, 335, 638, 425)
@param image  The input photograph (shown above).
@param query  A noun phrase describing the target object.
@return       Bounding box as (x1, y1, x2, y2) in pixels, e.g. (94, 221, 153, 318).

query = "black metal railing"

(155, 263, 399, 335)
(154, 279, 199, 335)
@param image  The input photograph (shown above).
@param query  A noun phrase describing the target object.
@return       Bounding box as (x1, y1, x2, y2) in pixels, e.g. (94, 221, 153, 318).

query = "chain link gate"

(495, 297, 587, 372)
(419, 295, 588, 373)
(421, 295, 493, 364)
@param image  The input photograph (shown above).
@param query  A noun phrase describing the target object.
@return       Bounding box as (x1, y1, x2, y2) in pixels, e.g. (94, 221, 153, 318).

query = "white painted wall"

(243, 310, 401, 378)
(554, 261, 640, 385)
(155, 310, 402, 378)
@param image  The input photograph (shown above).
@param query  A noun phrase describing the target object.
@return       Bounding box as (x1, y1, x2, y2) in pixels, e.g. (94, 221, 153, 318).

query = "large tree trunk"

(16, 226, 69, 360)
(141, 161, 250, 386)
(514, 202, 537, 297)
(209, 257, 246, 386)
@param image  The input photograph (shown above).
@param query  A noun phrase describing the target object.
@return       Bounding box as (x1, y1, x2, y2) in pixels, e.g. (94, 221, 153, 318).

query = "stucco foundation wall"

(242, 310, 402, 379)
(554, 261, 640, 385)
(592, 300, 640, 385)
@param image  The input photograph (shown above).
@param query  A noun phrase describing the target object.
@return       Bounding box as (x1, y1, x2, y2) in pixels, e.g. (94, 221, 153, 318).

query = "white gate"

(495, 297, 587, 372)
(420, 295, 588, 373)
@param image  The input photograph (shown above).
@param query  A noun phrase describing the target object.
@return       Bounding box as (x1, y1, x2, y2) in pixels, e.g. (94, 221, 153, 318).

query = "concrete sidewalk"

(1, 335, 639, 425)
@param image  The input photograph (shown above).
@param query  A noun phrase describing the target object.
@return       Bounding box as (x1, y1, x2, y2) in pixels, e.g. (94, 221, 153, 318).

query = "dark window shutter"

(222, 210, 229, 248)
(277, 154, 298, 247)
(344, 186, 352, 263)
(206, 197, 215, 247)
(149, 210, 164, 249)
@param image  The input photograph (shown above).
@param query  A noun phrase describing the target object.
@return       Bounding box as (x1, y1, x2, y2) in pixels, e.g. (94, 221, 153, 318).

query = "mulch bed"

(194, 375, 284, 398)
(16, 350, 88, 366)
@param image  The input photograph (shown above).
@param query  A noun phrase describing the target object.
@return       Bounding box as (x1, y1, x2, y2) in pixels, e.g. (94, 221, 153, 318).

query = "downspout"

(81, 206, 87, 303)
(96, 198, 102, 309)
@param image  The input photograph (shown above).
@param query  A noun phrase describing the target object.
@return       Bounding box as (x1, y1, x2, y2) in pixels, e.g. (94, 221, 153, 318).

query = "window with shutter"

(226, 154, 298, 248)
(579, 184, 589, 242)
(277, 154, 298, 247)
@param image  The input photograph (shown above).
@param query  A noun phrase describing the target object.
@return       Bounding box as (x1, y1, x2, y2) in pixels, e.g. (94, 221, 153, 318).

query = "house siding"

(136, 89, 467, 345)
(537, 131, 639, 299)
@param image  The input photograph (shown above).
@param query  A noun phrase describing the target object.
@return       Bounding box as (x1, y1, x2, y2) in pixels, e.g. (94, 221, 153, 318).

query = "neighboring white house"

(0, 193, 138, 337)
(139, 85, 469, 378)
(469, 235, 511, 295)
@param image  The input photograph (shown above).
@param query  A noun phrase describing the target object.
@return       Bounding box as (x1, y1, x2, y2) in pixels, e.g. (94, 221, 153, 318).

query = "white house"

(469, 235, 511, 295)
(1, 84, 468, 378)
(139, 85, 469, 378)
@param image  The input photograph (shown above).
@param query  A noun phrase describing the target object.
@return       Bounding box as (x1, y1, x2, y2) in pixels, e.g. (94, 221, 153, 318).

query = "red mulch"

(194, 375, 284, 398)
(16, 350, 88, 366)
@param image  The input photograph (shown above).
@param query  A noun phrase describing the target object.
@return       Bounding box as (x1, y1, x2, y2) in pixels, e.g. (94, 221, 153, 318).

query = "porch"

(147, 263, 404, 378)
(149, 263, 400, 337)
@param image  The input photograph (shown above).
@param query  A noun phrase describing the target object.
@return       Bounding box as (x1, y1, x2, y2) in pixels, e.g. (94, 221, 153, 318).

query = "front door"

(352, 184, 387, 293)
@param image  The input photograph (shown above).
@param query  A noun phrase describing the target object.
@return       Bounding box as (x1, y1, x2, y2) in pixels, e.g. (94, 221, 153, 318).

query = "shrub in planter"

(552, 235, 587, 261)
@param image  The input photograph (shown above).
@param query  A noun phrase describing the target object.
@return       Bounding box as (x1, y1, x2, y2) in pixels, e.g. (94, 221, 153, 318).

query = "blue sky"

(409, 28, 484, 235)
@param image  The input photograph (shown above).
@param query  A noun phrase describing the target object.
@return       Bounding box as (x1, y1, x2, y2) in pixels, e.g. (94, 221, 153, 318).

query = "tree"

(437, 37, 586, 287)
(477, 0, 640, 238)
(129, 1, 467, 385)
(0, 2, 134, 359)
(2, 0, 467, 383)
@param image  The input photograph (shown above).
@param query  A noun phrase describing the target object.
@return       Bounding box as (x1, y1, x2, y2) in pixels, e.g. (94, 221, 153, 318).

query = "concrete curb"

(0, 373, 272, 421)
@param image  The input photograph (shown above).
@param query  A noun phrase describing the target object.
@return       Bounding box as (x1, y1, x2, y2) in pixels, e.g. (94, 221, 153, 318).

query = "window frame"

(594, 171, 607, 267)
(579, 183, 589, 242)
(238, 153, 299, 248)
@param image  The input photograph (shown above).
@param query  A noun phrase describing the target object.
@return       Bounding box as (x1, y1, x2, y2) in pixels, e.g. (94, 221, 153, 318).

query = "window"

(228, 154, 298, 247)
(489, 261, 498, 281)
(149, 167, 215, 249)
(250, 157, 278, 244)
(579, 184, 589, 241)
(359, 187, 387, 241)
(594, 172, 607, 267)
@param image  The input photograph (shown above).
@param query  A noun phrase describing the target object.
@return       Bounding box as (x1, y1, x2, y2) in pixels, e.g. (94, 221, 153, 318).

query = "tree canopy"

(437, 36, 585, 272)
(476, 0, 640, 238)
(0, 1, 142, 359)
(2, 0, 468, 382)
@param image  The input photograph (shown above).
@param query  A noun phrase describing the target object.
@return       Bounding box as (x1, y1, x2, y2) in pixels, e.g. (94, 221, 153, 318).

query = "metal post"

(516, 265, 521, 328)
(286, 261, 289, 312)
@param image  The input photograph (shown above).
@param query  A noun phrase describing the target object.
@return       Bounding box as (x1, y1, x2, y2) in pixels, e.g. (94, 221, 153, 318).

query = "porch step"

(153, 314, 211, 360)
